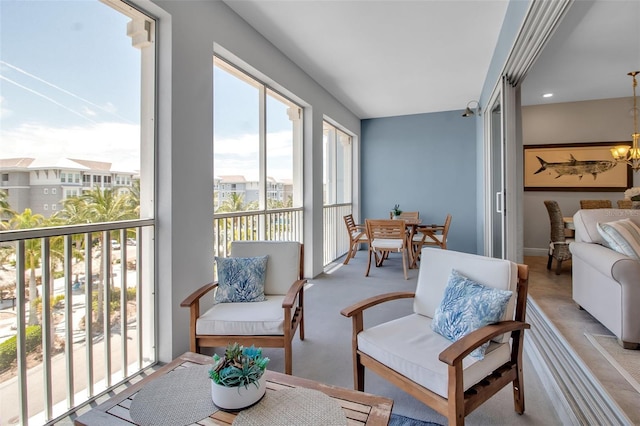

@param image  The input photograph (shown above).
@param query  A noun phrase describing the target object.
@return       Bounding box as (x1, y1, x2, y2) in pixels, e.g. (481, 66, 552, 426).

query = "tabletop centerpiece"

(208, 342, 270, 411)
(391, 204, 402, 219)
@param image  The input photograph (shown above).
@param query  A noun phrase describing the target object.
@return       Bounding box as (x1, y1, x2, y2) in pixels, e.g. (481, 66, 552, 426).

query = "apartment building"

(0, 157, 136, 217)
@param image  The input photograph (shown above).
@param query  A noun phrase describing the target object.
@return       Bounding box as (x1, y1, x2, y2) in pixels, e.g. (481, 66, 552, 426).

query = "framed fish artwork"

(524, 142, 633, 191)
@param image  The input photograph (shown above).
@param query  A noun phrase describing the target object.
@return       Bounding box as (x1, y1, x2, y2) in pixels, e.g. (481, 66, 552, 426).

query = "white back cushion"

(231, 241, 301, 295)
(414, 249, 517, 323)
(573, 209, 640, 244)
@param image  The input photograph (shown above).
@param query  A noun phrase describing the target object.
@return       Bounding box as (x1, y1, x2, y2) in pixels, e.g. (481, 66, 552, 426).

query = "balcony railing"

(0, 206, 350, 423)
(323, 204, 352, 266)
(214, 208, 304, 258)
(0, 219, 155, 425)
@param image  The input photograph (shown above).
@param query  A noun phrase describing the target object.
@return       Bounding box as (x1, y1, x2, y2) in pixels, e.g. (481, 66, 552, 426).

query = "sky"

(0, 0, 294, 180)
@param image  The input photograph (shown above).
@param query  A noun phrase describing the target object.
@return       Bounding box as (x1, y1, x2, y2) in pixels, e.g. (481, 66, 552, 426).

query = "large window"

(0, 1, 156, 423)
(213, 58, 302, 213)
(323, 121, 352, 205)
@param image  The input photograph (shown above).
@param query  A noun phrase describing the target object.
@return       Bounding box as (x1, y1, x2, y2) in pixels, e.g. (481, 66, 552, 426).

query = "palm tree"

(216, 192, 246, 213)
(0, 189, 14, 229)
(57, 188, 137, 325)
(9, 209, 45, 325)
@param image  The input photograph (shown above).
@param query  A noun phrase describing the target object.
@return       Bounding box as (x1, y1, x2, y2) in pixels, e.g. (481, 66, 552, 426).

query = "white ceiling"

(223, 0, 640, 119)
(522, 0, 640, 106)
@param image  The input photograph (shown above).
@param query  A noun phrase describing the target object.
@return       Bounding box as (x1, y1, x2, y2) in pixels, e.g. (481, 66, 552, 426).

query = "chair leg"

(284, 342, 292, 375)
(365, 249, 373, 277)
(401, 249, 408, 280)
(546, 254, 552, 270)
(513, 371, 526, 415)
(343, 243, 356, 264)
(555, 259, 563, 275)
(354, 353, 365, 392)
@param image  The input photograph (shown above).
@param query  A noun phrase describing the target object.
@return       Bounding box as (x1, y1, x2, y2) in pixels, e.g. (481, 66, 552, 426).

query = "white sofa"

(569, 208, 640, 349)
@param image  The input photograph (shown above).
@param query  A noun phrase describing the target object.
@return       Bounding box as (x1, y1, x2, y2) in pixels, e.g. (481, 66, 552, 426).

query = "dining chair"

(409, 214, 452, 268)
(579, 199, 612, 209)
(617, 199, 633, 209)
(543, 201, 573, 274)
(389, 211, 420, 220)
(341, 249, 530, 426)
(365, 219, 410, 280)
(343, 214, 368, 265)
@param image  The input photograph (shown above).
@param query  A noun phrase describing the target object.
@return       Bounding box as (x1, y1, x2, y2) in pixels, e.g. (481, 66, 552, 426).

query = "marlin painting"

(534, 154, 619, 180)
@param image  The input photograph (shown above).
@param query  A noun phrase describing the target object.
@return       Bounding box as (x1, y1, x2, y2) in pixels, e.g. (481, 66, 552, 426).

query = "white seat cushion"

(196, 296, 285, 336)
(357, 313, 511, 398)
(371, 238, 404, 249)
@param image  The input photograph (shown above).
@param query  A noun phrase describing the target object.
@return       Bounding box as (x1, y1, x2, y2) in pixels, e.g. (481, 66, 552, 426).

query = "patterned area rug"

(389, 413, 443, 426)
(585, 333, 640, 393)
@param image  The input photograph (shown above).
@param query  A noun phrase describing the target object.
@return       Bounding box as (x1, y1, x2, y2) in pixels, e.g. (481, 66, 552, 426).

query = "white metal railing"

(213, 208, 304, 258)
(323, 204, 352, 266)
(0, 219, 155, 425)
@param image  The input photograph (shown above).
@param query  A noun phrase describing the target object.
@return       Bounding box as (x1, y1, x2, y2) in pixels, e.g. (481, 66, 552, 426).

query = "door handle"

(496, 192, 503, 213)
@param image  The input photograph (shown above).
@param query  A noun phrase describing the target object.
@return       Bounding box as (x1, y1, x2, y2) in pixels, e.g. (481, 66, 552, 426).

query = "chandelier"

(611, 71, 640, 171)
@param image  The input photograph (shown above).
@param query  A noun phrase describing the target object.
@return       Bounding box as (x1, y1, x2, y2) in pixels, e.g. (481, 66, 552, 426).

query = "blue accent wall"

(361, 110, 477, 254)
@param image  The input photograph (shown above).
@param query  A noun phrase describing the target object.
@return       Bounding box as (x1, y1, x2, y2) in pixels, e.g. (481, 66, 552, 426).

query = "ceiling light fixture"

(611, 71, 640, 172)
(542, 93, 553, 98)
(462, 100, 481, 117)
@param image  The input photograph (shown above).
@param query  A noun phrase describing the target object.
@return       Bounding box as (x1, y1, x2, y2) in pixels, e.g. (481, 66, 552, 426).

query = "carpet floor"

(230, 253, 563, 425)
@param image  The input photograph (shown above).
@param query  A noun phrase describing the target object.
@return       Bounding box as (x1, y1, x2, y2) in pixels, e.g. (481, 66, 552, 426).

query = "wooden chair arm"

(282, 278, 307, 308)
(438, 320, 530, 366)
(180, 282, 218, 307)
(340, 292, 415, 318)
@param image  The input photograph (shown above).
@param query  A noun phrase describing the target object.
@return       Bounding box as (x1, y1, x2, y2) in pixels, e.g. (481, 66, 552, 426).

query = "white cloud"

(0, 121, 140, 171)
(0, 96, 11, 119)
(214, 130, 293, 181)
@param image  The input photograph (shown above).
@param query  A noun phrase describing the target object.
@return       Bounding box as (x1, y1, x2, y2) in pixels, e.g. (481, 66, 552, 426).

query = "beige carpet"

(585, 333, 640, 393)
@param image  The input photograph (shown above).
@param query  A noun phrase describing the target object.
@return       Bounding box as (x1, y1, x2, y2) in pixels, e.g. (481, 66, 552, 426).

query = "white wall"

(522, 97, 638, 255)
(141, 0, 361, 361)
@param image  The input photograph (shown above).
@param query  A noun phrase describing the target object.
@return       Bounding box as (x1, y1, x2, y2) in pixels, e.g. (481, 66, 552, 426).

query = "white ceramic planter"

(210, 374, 267, 411)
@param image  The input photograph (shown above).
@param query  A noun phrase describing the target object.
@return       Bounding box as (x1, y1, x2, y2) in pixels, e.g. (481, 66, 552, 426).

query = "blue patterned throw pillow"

(431, 269, 513, 360)
(215, 256, 268, 303)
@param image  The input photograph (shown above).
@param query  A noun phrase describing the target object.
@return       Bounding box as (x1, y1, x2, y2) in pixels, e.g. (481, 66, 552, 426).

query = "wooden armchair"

(343, 214, 368, 265)
(180, 241, 305, 375)
(409, 213, 452, 268)
(341, 249, 529, 426)
(365, 219, 410, 280)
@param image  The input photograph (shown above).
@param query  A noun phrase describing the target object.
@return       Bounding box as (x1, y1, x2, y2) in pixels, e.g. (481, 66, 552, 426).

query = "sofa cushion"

(597, 218, 640, 260)
(357, 313, 511, 398)
(431, 270, 513, 360)
(573, 209, 640, 244)
(215, 256, 268, 303)
(196, 296, 285, 335)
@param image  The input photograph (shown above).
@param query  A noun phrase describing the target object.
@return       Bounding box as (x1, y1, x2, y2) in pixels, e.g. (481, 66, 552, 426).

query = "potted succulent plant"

(391, 204, 402, 219)
(209, 343, 270, 411)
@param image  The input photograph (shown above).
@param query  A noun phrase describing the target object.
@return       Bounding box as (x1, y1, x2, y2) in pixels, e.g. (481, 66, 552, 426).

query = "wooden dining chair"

(389, 211, 420, 220)
(580, 199, 612, 209)
(343, 214, 368, 265)
(365, 219, 410, 280)
(543, 201, 573, 274)
(409, 214, 452, 268)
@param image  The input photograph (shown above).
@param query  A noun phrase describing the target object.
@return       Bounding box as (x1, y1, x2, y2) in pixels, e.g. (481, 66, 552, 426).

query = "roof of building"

(0, 157, 36, 169)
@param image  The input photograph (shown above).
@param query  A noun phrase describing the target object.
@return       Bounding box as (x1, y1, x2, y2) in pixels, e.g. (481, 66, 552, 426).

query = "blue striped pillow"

(597, 219, 640, 260)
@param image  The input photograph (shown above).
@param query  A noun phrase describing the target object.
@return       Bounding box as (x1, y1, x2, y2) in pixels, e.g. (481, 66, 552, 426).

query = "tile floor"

(526, 255, 640, 424)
